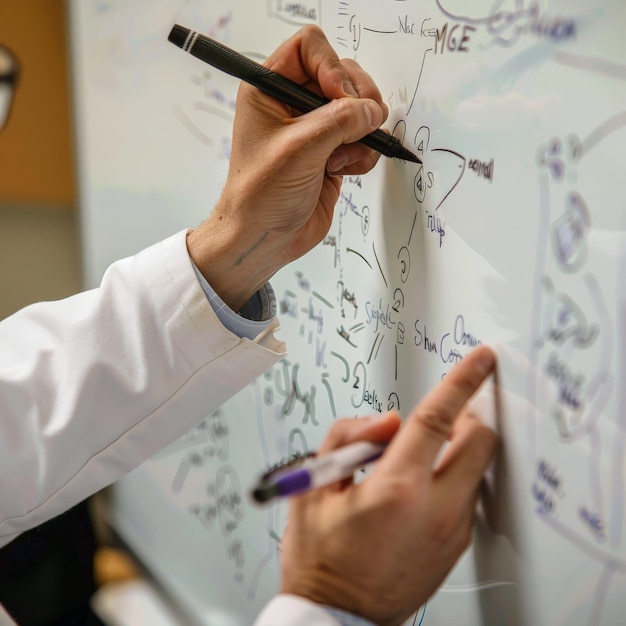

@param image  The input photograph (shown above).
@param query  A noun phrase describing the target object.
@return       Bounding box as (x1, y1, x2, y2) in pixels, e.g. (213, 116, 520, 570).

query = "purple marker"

(252, 441, 386, 504)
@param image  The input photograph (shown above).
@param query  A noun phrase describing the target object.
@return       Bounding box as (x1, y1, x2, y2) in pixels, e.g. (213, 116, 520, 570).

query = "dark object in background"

(0, 500, 105, 626)
(0, 43, 19, 132)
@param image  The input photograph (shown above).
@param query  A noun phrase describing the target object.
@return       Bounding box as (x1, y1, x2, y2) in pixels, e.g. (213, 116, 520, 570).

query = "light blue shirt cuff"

(192, 263, 276, 341)
(323, 607, 378, 626)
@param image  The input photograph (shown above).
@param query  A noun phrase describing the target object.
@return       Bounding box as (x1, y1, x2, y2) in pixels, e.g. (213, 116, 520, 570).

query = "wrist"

(186, 201, 287, 312)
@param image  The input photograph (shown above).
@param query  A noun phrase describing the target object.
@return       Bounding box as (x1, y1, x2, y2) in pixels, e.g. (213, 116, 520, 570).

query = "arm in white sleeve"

(0, 229, 285, 547)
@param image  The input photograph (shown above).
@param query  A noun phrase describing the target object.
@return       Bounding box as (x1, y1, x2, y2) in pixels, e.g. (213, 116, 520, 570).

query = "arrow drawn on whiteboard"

(430, 148, 467, 211)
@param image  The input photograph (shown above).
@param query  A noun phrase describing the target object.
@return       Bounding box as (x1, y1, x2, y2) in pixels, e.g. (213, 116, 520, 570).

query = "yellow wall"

(0, 1, 81, 319)
(0, 208, 81, 319)
(0, 0, 75, 208)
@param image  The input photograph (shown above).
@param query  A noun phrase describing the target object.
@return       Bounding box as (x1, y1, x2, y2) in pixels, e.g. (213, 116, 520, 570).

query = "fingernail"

(474, 346, 496, 376)
(343, 80, 359, 97)
(328, 150, 349, 172)
(364, 101, 382, 129)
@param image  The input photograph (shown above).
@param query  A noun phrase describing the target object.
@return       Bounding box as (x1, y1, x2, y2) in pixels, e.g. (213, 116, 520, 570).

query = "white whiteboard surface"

(68, 1, 626, 624)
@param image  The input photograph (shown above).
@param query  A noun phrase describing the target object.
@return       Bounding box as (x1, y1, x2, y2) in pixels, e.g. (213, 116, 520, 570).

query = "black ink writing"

(365, 298, 397, 333)
(426, 211, 446, 247)
(434, 22, 475, 54)
(468, 158, 494, 182)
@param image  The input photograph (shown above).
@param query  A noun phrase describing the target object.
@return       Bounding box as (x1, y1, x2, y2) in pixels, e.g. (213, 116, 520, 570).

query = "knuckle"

(326, 97, 355, 129)
(370, 482, 416, 516)
(414, 403, 455, 441)
(383, 480, 413, 505)
(453, 371, 483, 400)
(370, 475, 423, 512)
(312, 98, 357, 143)
(300, 23, 325, 41)
(429, 513, 463, 547)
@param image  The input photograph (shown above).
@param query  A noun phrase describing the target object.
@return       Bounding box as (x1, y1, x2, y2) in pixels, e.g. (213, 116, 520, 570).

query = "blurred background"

(0, 3, 143, 624)
(0, 0, 81, 321)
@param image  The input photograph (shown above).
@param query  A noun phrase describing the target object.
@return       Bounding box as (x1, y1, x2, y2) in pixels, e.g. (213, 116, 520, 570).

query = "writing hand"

(280, 345, 498, 626)
(187, 26, 388, 311)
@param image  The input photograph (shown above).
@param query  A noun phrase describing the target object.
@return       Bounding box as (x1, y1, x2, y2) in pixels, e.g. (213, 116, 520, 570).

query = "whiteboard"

(68, 1, 626, 624)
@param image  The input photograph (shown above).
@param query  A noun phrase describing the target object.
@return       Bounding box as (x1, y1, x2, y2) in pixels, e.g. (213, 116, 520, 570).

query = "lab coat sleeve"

(0, 230, 285, 546)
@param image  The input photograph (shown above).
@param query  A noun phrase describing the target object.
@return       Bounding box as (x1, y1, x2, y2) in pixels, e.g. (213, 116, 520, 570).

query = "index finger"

(263, 25, 366, 101)
(380, 345, 496, 476)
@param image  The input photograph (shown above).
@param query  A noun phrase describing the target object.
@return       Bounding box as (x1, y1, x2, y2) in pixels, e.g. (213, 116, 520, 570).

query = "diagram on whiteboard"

(70, 0, 626, 624)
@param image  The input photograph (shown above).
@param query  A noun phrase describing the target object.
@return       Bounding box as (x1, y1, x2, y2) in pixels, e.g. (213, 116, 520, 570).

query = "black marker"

(168, 24, 421, 164)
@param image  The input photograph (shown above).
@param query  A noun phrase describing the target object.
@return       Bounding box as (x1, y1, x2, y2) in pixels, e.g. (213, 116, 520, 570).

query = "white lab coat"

(0, 230, 346, 626)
